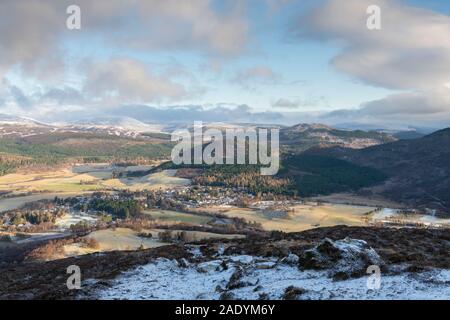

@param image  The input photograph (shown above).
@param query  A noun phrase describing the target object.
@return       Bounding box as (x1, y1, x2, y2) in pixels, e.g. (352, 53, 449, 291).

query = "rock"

(258, 292, 269, 300)
(196, 260, 223, 273)
(219, 291, 235, 300)
(282, 286, 307, 300)
(177, 258, 190, 268)
(227, 266, 244, 289)
(226, 266, 249, 289)
(255, 261, 277, 269)
(199, 245, 215, 257)
(196, 293, 210, 299)
(216, 244, 226, 256)
(220, 260, 228, 271)
(215, 285, 225, 293)
(299, 238, 341, 270)
(298, 237, 384, 280)
(281, 253, 299, 266)
(229, 255, 254, 264)
(253, 285, 263, 292)
(95, 280, 111, 287)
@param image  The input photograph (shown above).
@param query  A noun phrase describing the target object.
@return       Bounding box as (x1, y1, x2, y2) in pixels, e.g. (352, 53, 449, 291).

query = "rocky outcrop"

(1, 226, 448, 299)
(298, 237, 384, 280)
(282, 286, 307, 300)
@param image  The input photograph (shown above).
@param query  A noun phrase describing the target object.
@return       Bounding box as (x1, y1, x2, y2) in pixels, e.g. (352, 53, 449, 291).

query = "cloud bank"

(0, 0, 249, 109)
(292, 0, 450, 127)
(1, 0, 450, 129)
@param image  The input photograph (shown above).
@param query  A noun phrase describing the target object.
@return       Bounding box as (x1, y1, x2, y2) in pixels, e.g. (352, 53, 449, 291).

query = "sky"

(1, 0, 450, 129)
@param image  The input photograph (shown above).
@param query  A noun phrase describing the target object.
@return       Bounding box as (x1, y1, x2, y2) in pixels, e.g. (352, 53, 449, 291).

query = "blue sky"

(58, 0, 396, 110)
(1, 0, 450, 128)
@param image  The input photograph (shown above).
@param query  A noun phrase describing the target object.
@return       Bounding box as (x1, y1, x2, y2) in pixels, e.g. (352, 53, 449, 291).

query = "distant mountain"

(0, 114, 174, 175)
(0, 114, 51, 127)
(168, 122, 392, 154)
(392, 130, 426, 140)
(306, 128, 450, 214)
(280, 123, 396, 153)
(0, 114, 58, 139)
(69, 116, 168, 136)
(0, 114, 170, 139)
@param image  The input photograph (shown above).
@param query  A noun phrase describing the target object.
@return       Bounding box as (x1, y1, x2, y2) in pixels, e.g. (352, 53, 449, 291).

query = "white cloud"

(0, 56, 189, 112)
(109, 103, 284, 124)
(272, 94, 328, 109)
(272, 98, 300, 109)
(0, 0, 248, 81)
(292, 0, 450, 126)
(135, 0, 248, 56)
(233, 66, 281, 88)
(0, 0, 251, 111)
(294, 0, 450, 90)
(0, 1, 66, 81)
(83, 58, 187, 104)
(323, 90, 450, 127)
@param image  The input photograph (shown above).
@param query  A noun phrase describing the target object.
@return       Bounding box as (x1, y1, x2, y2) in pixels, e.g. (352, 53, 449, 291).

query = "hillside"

(0, 114, 169, 140)
(0, 131, 173, 175)
(281, 154, 387, 197)
(1, 226, 448, 299)
(280, 123, 396, 153)
(139, 123, 396, 197)
(306, 128, 450, 213)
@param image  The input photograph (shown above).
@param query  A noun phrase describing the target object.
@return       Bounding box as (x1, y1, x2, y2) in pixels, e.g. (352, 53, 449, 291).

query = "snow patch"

(299, 237, 384, 280)
(88, 254, 449, 300)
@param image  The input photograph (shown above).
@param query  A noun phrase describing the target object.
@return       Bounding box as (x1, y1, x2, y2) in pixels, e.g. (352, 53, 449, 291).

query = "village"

(1, 179, 448, 251)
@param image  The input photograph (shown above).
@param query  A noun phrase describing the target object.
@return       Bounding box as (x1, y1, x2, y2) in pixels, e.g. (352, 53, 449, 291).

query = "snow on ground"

(55, 212, 97, 230)
(373, 208, 450, 227)
(91, 253, 450, 300)
(95, 259, 234, 300)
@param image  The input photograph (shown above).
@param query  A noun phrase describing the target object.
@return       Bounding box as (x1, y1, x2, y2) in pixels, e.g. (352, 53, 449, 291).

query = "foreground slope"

(0, 226, 448, 300)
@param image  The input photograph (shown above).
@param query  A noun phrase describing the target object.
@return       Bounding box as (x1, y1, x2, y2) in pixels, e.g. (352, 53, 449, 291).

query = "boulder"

(196, 260, 223, 273)
(219, 291, 235, 300)
(177, 258, 190, 268)
(298, 237, 384, 280)
(226, 266, 246, 289)
(281, 253, 300, 266)
(282, 286, 307, 300)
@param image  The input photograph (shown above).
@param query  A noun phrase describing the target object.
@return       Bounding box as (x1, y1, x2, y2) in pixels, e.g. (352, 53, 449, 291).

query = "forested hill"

(279, 123, 396, 154)
(305, 128, 450, 213)
(0, 131, 173, 175)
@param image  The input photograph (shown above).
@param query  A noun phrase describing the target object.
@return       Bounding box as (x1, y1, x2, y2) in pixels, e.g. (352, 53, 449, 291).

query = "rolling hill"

(280, 123, 396, 153)
(0, 115, 174, 176)
(306, 128, 450, 214)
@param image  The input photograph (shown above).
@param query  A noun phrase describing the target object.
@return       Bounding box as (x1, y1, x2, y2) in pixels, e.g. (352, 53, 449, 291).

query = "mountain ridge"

(305, 127, 450, 214)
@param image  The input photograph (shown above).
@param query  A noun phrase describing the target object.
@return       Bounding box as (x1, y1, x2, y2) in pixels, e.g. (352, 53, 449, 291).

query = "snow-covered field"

(55, 211, 98, 230)
(90, 253, 450, 300)
(373, 208, 450, 228)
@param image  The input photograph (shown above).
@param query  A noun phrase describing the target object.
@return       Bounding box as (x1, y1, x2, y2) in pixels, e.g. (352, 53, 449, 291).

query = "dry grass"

(144, 209, 212, 225)
(102, 169, 190, 191)
(196, 202, 375, 232)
